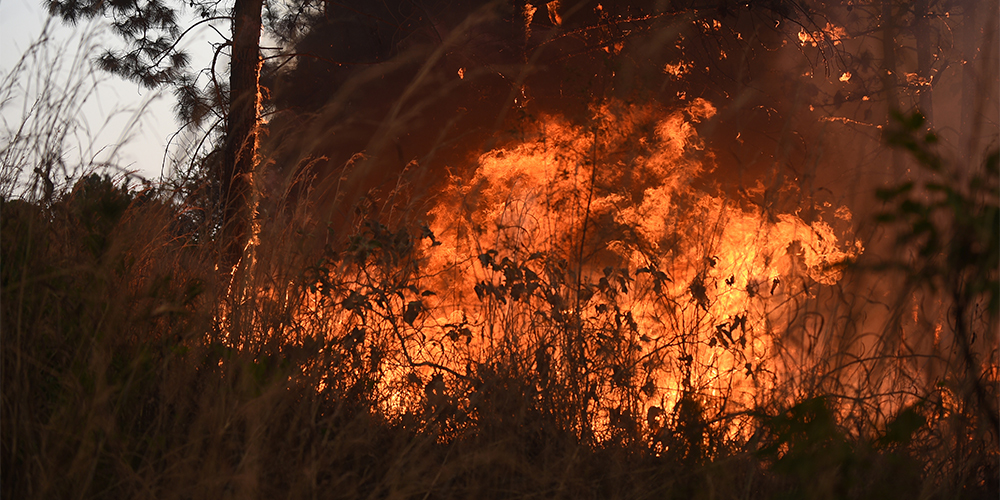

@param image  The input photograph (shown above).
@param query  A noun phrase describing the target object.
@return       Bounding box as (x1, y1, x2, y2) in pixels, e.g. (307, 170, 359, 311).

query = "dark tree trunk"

(959, 0, 982, 159)
(221, 0, 264, 263)
(881, 0, 902, 176)
(913, 0, 933, 126)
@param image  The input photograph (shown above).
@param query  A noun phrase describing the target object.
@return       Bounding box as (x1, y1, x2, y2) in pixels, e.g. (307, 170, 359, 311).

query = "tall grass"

(3, 14, 998, 500)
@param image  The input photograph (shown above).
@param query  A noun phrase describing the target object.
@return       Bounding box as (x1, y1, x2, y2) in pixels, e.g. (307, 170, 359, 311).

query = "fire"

(663, 61, 692, 79)
(408, 98, 863, 432)
(276, 98, 866, 440)
(797, 22, 848, 47)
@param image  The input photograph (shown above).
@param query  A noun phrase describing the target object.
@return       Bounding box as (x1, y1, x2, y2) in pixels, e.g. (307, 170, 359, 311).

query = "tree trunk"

(959, 0, 982, 159)
(880, 0, 902, 176)
(221, 0, 264, 263)
(913, 0, 933, 126)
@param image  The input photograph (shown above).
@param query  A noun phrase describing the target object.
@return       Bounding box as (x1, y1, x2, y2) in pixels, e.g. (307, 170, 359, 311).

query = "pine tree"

(46, 0, 264, 262)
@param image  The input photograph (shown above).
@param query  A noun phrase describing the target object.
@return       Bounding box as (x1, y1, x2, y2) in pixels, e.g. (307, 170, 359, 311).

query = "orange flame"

(411, 98, 863, 430)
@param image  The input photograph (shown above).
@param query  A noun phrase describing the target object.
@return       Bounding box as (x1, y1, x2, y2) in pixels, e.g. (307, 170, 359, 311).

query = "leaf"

(642, 379, 657, 398)
(344, 328, 365, 350)
(342, 290, 366, 312)
(403, 300, 423, 326)
(689, 275, 709, 311)
(477, 252, 494, 269)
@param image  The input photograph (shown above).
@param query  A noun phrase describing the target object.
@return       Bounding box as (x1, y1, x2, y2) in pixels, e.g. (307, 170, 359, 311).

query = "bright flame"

(414, 99, 862, 429)
(275, 99, 870, 441)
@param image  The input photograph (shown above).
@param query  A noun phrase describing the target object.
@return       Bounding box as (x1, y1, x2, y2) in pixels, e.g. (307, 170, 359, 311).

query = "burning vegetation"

(2, 0, 998, 498)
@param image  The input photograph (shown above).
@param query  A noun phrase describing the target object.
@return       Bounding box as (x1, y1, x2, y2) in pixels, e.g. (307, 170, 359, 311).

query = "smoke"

(260, 0, 995, 233)
(253, 0, 995, 445)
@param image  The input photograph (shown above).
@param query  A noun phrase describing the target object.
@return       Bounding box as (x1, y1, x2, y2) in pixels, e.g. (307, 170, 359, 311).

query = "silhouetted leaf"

(403, 300, 423, 325)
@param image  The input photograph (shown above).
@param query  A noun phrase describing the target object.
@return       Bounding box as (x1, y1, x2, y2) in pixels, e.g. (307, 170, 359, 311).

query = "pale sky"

(1, 0, 220, 184)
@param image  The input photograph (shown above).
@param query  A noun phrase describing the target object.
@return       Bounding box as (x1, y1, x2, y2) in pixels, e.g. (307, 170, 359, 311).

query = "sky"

(0, 0, 212, 183)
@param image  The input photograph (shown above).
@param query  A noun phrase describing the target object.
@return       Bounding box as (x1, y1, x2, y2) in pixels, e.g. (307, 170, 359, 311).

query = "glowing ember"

(798, 22, 848, 47)
(664, 61, 692, 79)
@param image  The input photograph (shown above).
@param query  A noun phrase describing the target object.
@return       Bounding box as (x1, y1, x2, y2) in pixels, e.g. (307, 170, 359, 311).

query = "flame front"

(349, 98, 863, 439)
(282, 98, 868, 444)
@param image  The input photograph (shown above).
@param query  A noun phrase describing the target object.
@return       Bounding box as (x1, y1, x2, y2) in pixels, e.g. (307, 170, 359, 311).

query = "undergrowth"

(2, 129, 997, 499)
(1, 18, 997, 500)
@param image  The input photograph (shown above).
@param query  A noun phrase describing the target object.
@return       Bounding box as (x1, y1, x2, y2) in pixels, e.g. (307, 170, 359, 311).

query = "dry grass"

(3, 145, 996, 499)
(2, 9, 998, 500)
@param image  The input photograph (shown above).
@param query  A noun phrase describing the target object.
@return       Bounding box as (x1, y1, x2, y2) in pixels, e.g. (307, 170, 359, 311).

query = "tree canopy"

(43, 0, 998, 249)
